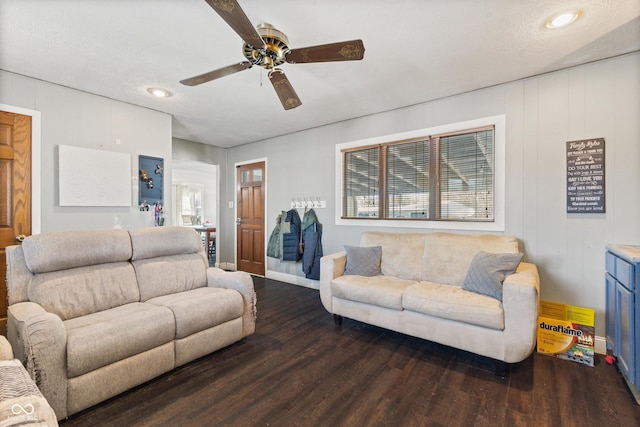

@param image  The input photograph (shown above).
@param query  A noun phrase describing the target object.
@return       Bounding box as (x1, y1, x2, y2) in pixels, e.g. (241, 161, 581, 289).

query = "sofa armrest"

(206, 267, 257, 336)
(7, 301, 68, 419)
(319, 251, 347, 313)
(501, 262, 540, 362)
(0, 336, 13, 360)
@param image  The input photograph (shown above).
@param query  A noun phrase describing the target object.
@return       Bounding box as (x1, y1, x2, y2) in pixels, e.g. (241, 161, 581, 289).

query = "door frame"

(0, 103, 41, 234)
(233, 157, 267, 272)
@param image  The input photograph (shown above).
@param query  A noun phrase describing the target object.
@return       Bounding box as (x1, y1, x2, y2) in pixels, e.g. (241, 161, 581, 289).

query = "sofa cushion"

(463, 251, 524, 300)
(28, 262, 140, 320)
(331, 275, 418, 311)
(402, 282, 504, 330)
(64, 302, 175, 378)
(344, 245, 382, 276)
(129, 226, 203, 261)
(133, 254, 207, 301)
(422, 233, 519, 286)
(21, 229, 132, 274)
(146, 287, 243, 339)
(360, 232, 426, 281)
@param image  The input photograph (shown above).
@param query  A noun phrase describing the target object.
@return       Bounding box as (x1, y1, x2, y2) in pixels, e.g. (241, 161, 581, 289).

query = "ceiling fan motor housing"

(243, 23, 290, 69)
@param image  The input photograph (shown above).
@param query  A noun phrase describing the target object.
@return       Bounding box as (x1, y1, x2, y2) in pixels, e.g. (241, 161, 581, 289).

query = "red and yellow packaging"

(537, 300, 595, 367)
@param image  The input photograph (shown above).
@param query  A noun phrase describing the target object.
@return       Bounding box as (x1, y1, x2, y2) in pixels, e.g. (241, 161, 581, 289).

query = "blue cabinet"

(606, 244, 640, 393)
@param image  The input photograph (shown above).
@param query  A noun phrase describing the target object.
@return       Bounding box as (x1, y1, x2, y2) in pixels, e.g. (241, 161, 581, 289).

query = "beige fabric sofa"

(320, 232, 540, 371)
(5, 227, 256, 420)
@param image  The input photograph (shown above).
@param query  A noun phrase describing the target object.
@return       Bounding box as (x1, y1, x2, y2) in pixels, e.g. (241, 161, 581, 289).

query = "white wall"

(224, 52, 640, 337)
(0, 71, 173, 231)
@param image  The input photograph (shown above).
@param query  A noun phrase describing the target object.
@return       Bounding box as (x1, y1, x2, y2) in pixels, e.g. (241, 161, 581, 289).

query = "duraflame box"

(537, 300, 595, 367)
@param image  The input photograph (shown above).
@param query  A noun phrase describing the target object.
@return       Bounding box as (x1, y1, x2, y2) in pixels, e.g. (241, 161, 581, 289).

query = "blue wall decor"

(139, 155, 164, 208)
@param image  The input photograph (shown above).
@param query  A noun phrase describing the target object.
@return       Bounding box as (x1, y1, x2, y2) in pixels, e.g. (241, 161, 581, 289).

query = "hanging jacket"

(266, 211, 286, 259)
(281, 208, 302, 261)
(301, 208, 323, 280)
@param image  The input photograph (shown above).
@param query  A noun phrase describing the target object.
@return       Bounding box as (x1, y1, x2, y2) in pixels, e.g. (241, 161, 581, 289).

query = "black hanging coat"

(281, 209, 302, 261)
(301, 208, 323, 280)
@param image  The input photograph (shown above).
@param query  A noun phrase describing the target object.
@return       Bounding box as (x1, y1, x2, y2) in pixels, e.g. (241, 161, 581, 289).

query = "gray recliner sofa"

(5, 226, 256, 420)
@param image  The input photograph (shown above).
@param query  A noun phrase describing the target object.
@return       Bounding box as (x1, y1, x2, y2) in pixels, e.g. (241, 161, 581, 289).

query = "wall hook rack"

(291, 196, 326, 209)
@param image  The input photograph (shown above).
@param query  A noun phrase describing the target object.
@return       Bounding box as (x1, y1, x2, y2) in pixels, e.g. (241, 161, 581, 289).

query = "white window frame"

(335, 115, 506, 231)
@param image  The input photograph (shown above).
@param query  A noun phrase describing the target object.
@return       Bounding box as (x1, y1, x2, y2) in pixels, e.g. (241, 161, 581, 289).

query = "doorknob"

(236, 218, 242, 225)
(15, 234, 26, 242)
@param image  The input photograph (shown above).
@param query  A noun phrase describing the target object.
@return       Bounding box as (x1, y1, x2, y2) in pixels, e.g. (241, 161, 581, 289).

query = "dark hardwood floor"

(61, 277, 640, 426)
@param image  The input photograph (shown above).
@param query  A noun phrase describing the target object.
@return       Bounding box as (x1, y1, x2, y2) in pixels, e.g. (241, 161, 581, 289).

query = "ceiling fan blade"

(286, 39, 365, 64)
(203, 0, 265, 49)
(180, 61, 252, 86)
(268, 69, 302, 110)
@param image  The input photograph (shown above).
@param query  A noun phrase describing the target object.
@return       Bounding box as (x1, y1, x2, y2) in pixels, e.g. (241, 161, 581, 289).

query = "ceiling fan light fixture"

(147, 87, 172, 98)
(243, 23, 290, 69)
(262, 55, 274, 69)
(545, 10, 582, 29)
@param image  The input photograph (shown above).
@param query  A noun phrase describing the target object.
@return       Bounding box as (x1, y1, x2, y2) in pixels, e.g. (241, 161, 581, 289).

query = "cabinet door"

(616, 282, 635, 383)
(606, 274, 617, 351)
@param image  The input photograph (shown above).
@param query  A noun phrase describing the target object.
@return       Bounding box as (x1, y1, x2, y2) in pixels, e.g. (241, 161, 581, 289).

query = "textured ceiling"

(1, 0, 638, 148)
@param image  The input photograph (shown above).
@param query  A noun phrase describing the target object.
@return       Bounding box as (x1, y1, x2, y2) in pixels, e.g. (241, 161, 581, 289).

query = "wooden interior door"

(0, 111, 32, 335)
(236, 162, 265, 276)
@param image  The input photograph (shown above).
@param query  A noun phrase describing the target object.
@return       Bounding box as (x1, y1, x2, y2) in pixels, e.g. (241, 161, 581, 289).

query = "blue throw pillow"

(344, 246, 382, 276)
(463, 251, 524, 300)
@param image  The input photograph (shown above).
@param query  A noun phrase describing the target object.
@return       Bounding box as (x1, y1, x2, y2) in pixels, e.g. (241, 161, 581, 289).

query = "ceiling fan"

(180, 0, 365, 110)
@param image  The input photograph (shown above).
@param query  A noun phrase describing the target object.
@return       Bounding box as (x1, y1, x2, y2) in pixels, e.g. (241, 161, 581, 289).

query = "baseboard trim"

(595, 335, 606, 355)
(266, 270, 319, 290)
(217, 262, 236, 271)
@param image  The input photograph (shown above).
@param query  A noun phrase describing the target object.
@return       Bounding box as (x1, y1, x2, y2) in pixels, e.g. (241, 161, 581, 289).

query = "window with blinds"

(343, 147, 379, 218)
(385, 139, 430, 219)
(342, 126, 494, 222)
(438, 128, 494, 220)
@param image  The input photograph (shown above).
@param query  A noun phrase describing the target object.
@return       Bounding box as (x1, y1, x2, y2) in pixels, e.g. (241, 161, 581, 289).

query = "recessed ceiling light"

(147, 87, 172, 98)
(545, 10, 582, 29)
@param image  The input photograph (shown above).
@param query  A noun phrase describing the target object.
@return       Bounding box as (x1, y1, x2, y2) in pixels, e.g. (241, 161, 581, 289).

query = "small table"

(193, 226, 216, 260)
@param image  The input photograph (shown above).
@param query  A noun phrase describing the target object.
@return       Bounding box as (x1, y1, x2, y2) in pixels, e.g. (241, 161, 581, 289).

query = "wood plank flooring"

(61, 277, 640, 426)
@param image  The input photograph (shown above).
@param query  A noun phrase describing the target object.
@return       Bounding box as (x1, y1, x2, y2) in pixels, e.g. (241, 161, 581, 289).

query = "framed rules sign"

(566, 138, 605, 213)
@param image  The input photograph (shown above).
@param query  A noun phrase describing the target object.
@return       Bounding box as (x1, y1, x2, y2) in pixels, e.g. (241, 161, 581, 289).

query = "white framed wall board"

(58, 144, 132, 206)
